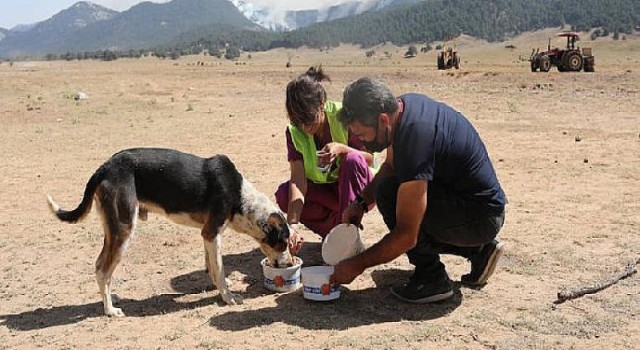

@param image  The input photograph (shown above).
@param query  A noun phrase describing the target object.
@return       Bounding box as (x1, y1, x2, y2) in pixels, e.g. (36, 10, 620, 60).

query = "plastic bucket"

(322, 224, 365, 266)
(261, 257, 302, 293)
(301, 265, 340, 301)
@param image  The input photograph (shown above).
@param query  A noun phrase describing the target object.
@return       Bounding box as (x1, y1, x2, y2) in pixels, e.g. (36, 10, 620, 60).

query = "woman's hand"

(321, 142, 348, 164)
(288, 223, 305, 255)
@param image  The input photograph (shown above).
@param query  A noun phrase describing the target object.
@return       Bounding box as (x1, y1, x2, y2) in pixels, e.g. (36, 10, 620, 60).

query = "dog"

(47, 148, 294, 317)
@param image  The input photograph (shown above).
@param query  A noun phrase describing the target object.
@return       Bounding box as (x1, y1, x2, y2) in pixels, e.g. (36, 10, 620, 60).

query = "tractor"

(530, 32, 595, 72)
(437, 41, 460, 70)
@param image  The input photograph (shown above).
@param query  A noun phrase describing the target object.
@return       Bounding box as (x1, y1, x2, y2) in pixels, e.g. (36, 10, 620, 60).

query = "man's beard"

(364, 119, 388, 152)
(363, 139, 387, 153)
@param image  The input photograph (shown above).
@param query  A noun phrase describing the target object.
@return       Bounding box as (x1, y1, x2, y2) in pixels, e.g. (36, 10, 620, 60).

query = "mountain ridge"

(0, 0, 257, 57)
(1, 0, 637, 59)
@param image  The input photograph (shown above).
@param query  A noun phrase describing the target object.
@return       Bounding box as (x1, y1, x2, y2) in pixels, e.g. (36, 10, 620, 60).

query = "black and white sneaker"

(390, 278, 454, 304)
(461, 240, 504, 286)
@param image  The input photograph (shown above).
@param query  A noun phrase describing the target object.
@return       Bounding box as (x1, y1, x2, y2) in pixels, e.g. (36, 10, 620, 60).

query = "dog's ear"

(267, 212, 289, 241)
(266, 212, 285, 228)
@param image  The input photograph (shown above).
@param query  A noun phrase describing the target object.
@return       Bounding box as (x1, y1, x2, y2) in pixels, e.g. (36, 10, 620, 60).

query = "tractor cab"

(558, 32, 579, 50)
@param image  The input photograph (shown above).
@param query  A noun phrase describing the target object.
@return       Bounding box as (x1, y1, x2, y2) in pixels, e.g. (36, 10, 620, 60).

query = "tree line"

(8, 0, 638, 62)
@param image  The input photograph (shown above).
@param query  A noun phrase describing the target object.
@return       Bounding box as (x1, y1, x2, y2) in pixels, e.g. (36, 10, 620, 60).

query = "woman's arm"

(287, 160, 307, 224)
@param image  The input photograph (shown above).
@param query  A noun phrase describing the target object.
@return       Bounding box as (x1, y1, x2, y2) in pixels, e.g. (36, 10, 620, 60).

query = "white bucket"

(261, 257, 302, 293)
(322, 224, 365, 266)
(301, 265, 341, 301)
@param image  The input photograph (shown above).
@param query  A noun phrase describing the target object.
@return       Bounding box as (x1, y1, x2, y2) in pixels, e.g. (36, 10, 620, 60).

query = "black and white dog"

(47, 148, 293, 317)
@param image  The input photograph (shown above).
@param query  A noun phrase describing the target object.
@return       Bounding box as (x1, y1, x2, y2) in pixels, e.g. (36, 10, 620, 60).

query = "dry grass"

(1, 29, 639, 349)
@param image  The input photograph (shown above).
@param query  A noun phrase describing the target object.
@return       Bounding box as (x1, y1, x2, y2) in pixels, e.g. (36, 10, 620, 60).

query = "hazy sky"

(0, 0, 349, 29)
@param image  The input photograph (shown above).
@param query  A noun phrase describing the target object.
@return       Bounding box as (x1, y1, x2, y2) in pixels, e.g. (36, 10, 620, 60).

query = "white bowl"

(261, 257, 302, 293)
(301, 265, 341, 301)
(322, 224, 365, 265)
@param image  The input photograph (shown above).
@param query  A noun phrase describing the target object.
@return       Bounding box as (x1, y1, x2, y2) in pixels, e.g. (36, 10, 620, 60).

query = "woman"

(275, 66, 378, 239)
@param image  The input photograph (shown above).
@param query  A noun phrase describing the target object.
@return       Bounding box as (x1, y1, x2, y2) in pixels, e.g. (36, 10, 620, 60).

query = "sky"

(0, 0, 349, 29)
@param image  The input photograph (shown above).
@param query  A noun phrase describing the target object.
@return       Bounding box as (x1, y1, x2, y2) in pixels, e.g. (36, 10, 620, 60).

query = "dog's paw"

(221, 292, 244, 305)
(105, 306, 125, 317)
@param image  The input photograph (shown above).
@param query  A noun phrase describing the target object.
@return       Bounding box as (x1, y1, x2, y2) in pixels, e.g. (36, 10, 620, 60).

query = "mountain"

(276, 0, 640, 47)
(2, 0, 638, 59)
(0, 0, 258, 57)
(0, 1, 117, 57)
(0, 27, 7, 42)
(9, 24, 37, 32)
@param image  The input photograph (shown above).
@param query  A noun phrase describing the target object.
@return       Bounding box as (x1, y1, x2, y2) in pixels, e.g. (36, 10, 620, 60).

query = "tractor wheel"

(454, 53, 460, 69)
(539, 56, 551, 72)
(437, 53, 445, 70)
(564, 52, 584, 72)
(584, 58, 595, 72)
(529, 56, 540, 72)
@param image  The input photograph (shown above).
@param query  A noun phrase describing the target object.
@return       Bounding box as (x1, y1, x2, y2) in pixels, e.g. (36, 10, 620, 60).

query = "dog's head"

(258, 212, 293, 267)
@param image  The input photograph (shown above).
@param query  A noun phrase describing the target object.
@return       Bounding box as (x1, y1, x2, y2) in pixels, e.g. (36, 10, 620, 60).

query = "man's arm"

(331, 178, 428, 284)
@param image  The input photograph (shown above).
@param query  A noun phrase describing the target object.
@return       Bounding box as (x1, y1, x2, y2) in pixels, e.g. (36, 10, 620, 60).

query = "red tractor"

(530, 32, 595, 72)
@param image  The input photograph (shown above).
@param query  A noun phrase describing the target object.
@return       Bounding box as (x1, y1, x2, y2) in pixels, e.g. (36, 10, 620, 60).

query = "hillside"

(0, 2, 117, 57)
(1, 0, 638, 59)
(0, 0, 258, 57)
(163, 0, 640, 56)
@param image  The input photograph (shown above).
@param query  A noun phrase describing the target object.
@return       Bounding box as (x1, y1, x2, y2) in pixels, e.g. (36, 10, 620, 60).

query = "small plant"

(404, 45, 418, 58)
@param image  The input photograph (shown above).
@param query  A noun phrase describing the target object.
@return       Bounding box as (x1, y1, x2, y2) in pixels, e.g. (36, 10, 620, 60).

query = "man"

(329, 77, 507, 304)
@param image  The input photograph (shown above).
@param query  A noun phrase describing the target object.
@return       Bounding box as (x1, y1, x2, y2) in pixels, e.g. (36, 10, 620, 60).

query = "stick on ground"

(555, 258, 639, 304)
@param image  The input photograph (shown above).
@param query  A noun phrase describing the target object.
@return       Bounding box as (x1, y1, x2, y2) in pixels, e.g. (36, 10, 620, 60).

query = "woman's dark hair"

(286, 66, 331, 127)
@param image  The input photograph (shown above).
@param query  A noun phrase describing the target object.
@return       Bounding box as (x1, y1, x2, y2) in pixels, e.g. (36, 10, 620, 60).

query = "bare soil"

(1, 29, 638, 349)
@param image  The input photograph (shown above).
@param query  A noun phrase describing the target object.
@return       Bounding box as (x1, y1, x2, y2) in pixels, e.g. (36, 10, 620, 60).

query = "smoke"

(246, 1, 350, 11)
(232, 0, 357, 29)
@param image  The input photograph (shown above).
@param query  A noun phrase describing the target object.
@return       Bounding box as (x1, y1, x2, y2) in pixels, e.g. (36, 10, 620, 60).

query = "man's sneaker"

(390, 279, 454, 304)
(461, 240, 504, 286)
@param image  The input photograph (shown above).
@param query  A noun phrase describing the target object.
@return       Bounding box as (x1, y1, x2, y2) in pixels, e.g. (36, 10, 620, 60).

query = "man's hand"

(329, 258, 364, 284)
(341, 201, 365, 229)
(288, 223, 305, 255)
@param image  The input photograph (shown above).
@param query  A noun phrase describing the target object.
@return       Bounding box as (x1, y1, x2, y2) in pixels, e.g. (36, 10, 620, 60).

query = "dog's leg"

(95, 186, 137, 317)
(203, 241, 233, 287)
(203, 227, 243, 305)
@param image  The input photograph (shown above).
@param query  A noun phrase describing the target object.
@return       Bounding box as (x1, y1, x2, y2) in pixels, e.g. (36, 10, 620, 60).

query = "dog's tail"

(47, 171, 102, 223)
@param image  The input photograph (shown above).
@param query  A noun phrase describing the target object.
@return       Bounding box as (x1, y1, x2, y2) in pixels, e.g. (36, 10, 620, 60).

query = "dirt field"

(1, 29, 638, 349)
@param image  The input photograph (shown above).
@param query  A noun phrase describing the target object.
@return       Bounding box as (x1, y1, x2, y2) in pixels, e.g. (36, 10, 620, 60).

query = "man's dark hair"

(340, 77, 398, 127)
(285, 66, 330, 127)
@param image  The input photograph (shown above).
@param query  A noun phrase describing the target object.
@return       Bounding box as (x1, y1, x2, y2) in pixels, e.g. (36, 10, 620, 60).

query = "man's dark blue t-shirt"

(393, 93, 506, 210)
